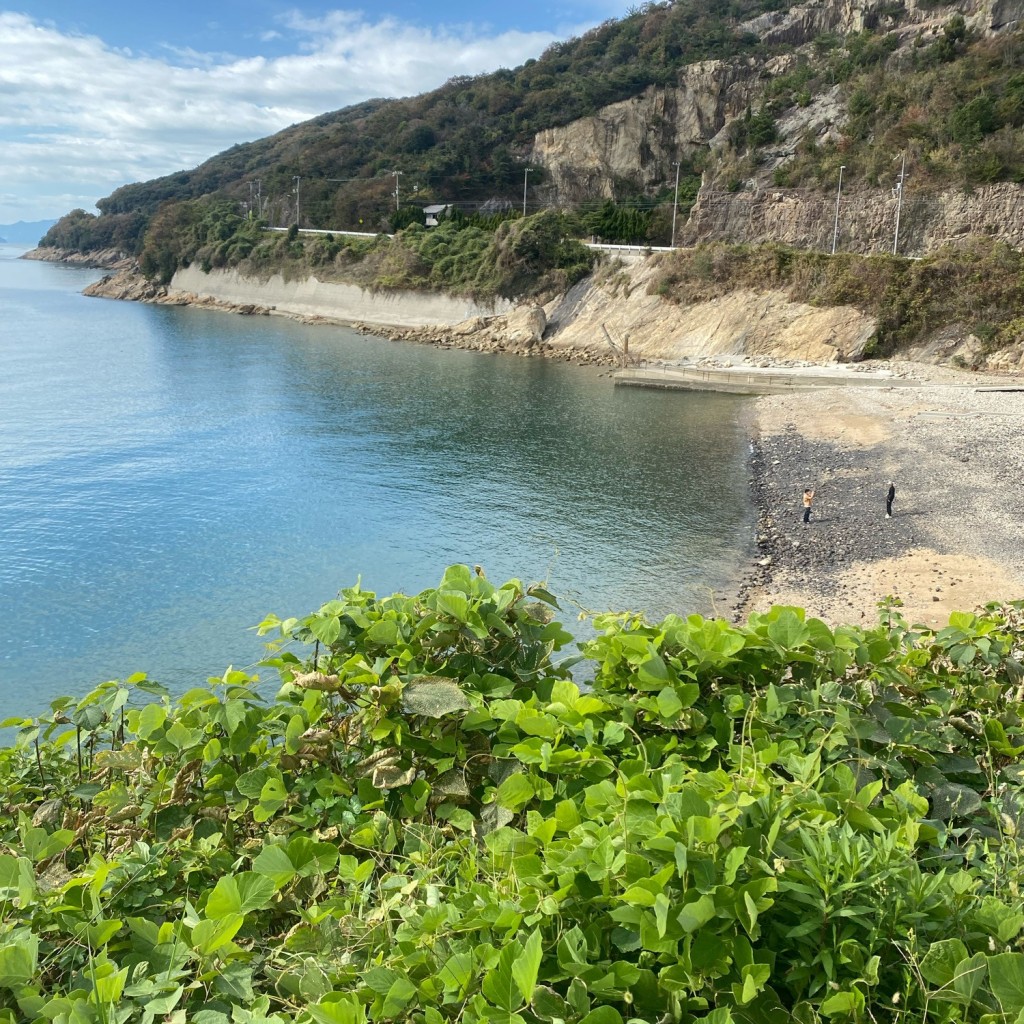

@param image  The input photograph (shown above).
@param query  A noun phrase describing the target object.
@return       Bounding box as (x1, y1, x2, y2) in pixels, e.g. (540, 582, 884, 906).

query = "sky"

(1, 1, 633, 224)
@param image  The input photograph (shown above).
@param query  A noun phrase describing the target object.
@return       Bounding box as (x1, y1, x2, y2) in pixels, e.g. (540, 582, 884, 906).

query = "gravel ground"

(732, 362, 1024, 628)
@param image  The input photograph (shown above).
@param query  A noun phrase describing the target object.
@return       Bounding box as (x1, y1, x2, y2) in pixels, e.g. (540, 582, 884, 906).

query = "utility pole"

(831, 165, 845, 255)
(892, 152, 906, 256)
(248, 181, 255, 220)
(522, 167, 534, 217)
(293, 176, 301, 227)
(255, 179, 262, 219)
(392, 170, 403, 212)
(670, 161, 682, 248)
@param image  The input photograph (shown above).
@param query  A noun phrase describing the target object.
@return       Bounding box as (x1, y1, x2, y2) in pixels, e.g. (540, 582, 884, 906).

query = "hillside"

(34, 0, 1024, 369)
(40, 0, 1024, 259)
(40, 0, 785, 254)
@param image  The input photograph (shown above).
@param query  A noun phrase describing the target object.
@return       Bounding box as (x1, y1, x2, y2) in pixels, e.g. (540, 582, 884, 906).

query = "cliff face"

(681, 182, 1024, 255)
(542, 258, 875, 363)
(529, 0, 1024, 255)
(530, 61, 775, 203)
(529, 0, 905, 203)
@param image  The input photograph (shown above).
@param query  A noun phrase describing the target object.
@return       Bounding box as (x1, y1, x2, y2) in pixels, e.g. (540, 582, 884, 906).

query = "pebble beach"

(731, 361, 1024, 628)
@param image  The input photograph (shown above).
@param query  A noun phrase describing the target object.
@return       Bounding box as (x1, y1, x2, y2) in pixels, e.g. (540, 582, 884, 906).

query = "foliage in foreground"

(2, 566, 1024, 1024)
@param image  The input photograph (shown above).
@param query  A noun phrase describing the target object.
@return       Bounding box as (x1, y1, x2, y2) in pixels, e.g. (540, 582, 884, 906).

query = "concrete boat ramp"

(613, 364, 924, 395)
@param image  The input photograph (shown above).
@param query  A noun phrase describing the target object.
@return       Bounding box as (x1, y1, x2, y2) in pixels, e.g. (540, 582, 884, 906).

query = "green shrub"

(2, 567, 1024, 1024)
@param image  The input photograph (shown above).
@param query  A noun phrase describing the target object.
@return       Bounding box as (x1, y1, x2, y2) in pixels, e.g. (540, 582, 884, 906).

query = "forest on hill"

(41, 0, 1024, 265)
(33, 0, 1024, 368)
(38, 0, 777, 255)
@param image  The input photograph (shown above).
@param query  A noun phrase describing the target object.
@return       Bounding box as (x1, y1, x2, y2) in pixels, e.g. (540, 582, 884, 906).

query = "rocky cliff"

(529, 0, 913, 203)
(530, 61, 775, 203)
(540, 257, 874, 363)
(529, 0, 1024, 255)
(681, 182, 1024, 255)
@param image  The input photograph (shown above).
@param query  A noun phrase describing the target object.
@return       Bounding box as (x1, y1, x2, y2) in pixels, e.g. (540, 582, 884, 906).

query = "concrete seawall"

(613, 365, 926, 394)
(170, 266, 511, 328)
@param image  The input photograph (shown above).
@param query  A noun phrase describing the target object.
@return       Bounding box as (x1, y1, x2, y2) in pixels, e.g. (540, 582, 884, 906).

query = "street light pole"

(892, 152, 906, 256)
(523, 167, 534, 217)
(831, 165, 845, 255)
(670, 161, 682, 248)
(293, 176, 301, 227)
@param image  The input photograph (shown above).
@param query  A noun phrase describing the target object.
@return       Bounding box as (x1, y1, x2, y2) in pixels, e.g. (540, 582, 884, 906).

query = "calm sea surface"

(0, 245, 753, 719)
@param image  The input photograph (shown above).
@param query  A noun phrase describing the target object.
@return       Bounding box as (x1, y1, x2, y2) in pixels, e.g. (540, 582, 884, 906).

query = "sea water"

(0, 246, 753, 718)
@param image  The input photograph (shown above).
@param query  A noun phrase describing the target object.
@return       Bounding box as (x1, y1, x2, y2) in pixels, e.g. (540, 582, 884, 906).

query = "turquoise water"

(0, 246, 753, 719)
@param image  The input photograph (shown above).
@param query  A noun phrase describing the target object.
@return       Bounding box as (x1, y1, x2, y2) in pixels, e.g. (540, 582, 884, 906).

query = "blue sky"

(1, 2, 632, 224)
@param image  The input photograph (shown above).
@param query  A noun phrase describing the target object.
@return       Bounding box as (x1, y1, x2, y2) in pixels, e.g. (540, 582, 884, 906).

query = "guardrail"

(266, 228, 679, 251)
(267, 227, 386, 238)
(584, 242, 675, 253)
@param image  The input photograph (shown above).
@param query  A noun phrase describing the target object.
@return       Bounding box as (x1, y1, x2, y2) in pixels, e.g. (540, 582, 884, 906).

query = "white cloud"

(0, 10, 566, 222)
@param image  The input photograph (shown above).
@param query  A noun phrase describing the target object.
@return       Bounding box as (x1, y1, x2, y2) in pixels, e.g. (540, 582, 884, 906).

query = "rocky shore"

(22, 246, 134, 270)
(81, 266, 624, 366)
(733, 364, 1024, 628)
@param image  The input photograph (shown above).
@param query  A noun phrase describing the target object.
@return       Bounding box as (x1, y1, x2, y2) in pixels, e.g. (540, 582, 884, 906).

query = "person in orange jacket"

(802, 486, 815, 524)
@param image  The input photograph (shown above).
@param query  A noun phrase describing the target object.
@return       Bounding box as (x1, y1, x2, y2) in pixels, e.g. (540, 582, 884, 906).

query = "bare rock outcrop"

(84, 269, 166, 302)
(680, 182, 1024, 256)
(528, 0, 934, 205)
(530, 61, 771, 204)
(505, 306, 546, 347)
(542, 259, 874, 363)
(22, 247, 134, 270)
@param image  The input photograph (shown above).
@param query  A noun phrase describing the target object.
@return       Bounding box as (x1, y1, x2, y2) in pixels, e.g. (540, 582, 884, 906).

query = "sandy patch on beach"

(746, 548, 1022, 628)
(758, 404, 891, 446)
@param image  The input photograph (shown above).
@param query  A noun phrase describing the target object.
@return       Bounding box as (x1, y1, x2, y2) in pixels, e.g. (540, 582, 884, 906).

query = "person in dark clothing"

(802, 487, 814, 524)
(886, 481, 896, 518)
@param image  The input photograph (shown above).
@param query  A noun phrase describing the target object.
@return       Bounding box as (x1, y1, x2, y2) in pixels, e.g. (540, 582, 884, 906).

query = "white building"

(423, 204, 453, 227)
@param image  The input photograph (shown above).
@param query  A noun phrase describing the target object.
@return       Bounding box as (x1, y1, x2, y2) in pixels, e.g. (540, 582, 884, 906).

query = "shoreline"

(32, 252, 1024, 626)
(731, 362, 1024, 628)
(78, 265, 626, 367)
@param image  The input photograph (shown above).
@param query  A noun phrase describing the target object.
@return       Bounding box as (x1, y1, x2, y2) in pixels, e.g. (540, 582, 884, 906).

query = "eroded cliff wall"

(529, 0, 1024, 255)
(542, 257, 874, 363)
(680, 182, 1024, 255)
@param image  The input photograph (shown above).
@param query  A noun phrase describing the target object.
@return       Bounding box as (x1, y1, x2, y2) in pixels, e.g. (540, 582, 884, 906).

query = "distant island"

(0, 218, 56, 245)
